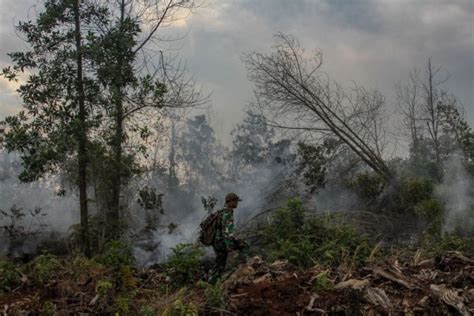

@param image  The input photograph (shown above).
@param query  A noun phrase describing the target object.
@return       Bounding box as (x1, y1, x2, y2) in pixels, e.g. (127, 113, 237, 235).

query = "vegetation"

(165, 243, 204, 287)
(0, 1, 472, 314)
(0, 260, 20, 293)
(258, 198, 372, 268)
(28, 254, 60, 283)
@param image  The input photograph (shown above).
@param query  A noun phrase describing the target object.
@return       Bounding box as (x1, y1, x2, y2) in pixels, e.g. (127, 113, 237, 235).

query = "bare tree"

(396, 58, 451, 177)
(244, 34, 392, 181)
(396, 69, 423, 153)
(421, 58, 449, 171)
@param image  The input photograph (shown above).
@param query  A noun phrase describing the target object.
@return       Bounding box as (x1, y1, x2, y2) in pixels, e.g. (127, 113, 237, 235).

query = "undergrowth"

(260, 198, 372, 268)
(165, 243, 203, 287)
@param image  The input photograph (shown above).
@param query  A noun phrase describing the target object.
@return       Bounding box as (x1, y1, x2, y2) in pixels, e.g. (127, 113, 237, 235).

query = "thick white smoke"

(0, 151, 78, 255)
(436, 153, 474, 233)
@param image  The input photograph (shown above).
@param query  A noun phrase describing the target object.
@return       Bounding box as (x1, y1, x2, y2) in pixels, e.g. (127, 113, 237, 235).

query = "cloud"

(0, 0, 472, 135)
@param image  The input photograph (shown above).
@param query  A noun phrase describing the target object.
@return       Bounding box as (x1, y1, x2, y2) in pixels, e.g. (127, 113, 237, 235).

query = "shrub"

(0, 260, 20, 293)
(165, 243, 203, 287)
(262, 198, 372, 268)
(414, 198, 444, 237)
(29, 254, 60, 283)
(351, 172, 385, 203)
(313, 271, 334, 291)
(139, 305, 156, 316)
(115, 294, 132, 314)
(67, 256, 105, 281)
(98, 240, 135, 271)
(41, 301, 57, 316)
(95, 279, 113, 298)
(400, 178, 434, 208)
(204, 280, 225, 309)
(161, 289, 199, 316)
(423, 233, 474, 257)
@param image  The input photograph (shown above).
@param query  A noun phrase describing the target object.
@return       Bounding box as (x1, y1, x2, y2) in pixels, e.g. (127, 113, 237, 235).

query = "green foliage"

(161, 288, 198, 316)
(68, 256, 104, 280)
(29, 254, 60, 283)
(297, 141, 331, 193)
(41, 301, 57, 316)
(165, 243, 203, 287)
(414, 198, 444, 237)
(423, 233, 474, 257)
(95, 279, 113, 297)
(394, 178, 445, 237)
(439, 103, 474, 175)
(120, 265, 138, 290)
(313, 271, 334, 292)
(0, 260, 20, 293)
(139, 305, 156, 316)
(262, 198, 372, 268)
(350, 172, 385, 203)
(400, 178, 434, 207)
(204, 280, 225, 309)
(98, 240, 135, 271)
(231, 110, 274, 167)
(115, 294, 132, 314)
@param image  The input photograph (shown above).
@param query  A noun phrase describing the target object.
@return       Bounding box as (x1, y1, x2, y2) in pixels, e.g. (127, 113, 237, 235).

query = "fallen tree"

(244, 33, 393, 181)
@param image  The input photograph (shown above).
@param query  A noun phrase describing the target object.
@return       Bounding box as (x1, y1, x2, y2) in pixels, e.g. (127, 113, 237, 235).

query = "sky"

(0, 0, 473, 145)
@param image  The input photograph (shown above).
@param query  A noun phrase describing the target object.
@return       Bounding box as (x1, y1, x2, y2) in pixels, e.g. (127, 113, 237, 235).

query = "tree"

(397, 58, 452, 179)
(177, 115, 221, 192)
(1, 0, 106, 256)
(230, 110, 274, 175)
(89, 0, 203, 239)
(439, 103, 474, 175)
(243, 34, 392, 181)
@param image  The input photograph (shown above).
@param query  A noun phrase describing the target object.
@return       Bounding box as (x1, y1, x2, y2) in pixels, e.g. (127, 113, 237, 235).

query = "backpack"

(198, 210, 222, 246)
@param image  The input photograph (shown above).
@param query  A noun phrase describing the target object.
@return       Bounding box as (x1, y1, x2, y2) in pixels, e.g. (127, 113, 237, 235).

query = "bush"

(423, 233, 474, 257)
(41, 301, 57, 316)
(29, 254, 60, 283)
(161, 288, 199, 316)
(139, 305, 156, 316)
(0, 260, 20, 293)
(351, 172, 385, 203)
(400, 178, 434, 208)
(262, 198, 372, 268)
(67, 256, 105, 281)
(415, 198, 444, 237)
(98, 240, 135, 271)
(204, 280, 225, 309)
(313, 271, 334, 291)
(165, 243, 203, 287)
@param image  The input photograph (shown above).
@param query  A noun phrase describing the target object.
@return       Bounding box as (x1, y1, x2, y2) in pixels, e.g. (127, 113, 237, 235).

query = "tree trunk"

(73, 0, 91, 257)
(106, 0, 126, 240)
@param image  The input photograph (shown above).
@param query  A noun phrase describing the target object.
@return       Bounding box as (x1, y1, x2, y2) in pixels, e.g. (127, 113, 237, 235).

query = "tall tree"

(1, 0, 105, 255)
(89, 0, 202, 239)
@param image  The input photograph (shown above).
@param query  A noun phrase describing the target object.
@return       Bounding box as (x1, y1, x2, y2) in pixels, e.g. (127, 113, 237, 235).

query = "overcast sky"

(1, 0, 473, 144)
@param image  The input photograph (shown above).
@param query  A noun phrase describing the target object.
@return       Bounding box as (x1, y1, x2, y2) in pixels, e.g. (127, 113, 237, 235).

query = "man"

(209, 192, 248, 283)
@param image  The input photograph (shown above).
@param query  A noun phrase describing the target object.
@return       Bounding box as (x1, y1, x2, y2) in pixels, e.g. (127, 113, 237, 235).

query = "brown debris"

(224, 252, 474, 315)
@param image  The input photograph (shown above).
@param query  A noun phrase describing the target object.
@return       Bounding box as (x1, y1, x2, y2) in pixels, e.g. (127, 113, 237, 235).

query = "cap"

(225, 192, 242, 202)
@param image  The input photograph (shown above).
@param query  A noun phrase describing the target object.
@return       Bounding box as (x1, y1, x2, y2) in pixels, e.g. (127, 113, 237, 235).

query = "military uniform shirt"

(215, 207, 237, 249)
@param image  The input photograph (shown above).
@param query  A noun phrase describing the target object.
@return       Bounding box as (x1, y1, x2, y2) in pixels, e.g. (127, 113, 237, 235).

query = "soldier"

(209, 192, 249, 283)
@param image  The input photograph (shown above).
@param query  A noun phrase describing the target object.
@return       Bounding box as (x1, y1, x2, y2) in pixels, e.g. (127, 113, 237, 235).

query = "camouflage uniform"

(210, 207, 248, 282)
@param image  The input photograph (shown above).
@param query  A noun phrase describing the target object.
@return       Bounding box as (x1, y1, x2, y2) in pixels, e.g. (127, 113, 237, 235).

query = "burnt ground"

(0, 251, 473, 315)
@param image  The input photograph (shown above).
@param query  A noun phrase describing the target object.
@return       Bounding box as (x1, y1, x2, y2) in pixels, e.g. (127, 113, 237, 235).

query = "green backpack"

(198, 210, 222, 246)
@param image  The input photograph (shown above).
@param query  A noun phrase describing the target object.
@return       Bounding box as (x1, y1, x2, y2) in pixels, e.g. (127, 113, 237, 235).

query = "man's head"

(225, 192, 242, 209)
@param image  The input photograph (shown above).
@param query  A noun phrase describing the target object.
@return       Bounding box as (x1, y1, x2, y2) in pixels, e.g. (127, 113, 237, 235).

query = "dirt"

(223, 252, 474, 315)
(0, 251, 473, 315)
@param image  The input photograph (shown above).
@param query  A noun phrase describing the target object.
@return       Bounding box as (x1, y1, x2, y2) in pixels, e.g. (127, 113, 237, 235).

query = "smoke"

(0, 151, 78, 256)
(435, 153, 474, 233)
